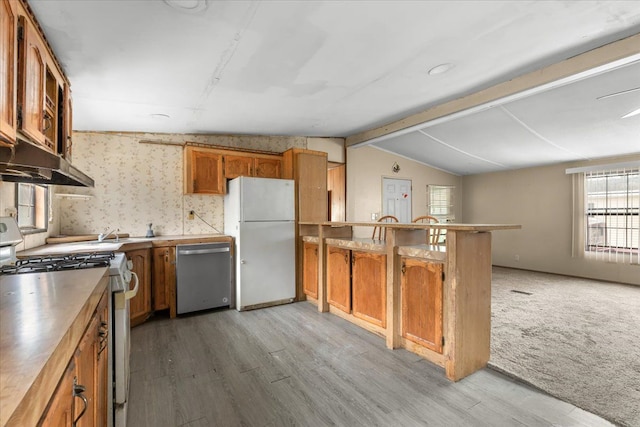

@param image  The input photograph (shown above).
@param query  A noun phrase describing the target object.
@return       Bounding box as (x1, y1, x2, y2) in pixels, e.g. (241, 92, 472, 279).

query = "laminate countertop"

(0, 268, 109, 427)
(19, 234, 233, 257)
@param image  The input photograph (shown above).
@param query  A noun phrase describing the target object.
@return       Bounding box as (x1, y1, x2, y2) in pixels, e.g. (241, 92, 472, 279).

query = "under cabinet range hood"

(0, 139, 94, 187)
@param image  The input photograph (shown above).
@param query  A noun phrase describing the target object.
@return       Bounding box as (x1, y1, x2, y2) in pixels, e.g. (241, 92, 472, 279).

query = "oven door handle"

(124, 271, 139, 300)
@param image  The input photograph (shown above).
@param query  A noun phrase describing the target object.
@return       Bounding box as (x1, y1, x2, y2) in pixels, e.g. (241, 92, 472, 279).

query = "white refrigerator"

(224, 176, 296, 311)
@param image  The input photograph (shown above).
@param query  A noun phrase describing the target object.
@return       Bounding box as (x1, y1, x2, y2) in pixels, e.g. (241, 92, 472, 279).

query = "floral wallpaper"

(59, 132, 307, 237)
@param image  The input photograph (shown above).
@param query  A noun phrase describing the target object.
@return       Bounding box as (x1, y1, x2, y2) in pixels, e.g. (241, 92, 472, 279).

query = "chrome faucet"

(98, 228, 119, 242)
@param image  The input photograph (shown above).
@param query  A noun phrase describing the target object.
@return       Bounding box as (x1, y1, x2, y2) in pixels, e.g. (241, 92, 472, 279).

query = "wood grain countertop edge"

(2, 271, 109, 427)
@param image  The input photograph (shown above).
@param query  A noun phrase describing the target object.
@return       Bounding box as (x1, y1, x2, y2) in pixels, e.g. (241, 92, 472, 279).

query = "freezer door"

(240, 177, 295, 222)
(236, 221, 295, 309)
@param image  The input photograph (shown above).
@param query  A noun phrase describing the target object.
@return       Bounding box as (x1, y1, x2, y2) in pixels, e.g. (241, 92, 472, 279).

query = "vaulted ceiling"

(28, 0, 640, 174)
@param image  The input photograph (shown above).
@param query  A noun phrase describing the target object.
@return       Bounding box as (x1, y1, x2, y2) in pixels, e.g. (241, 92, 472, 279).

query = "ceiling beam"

(345, 32, 640, 148)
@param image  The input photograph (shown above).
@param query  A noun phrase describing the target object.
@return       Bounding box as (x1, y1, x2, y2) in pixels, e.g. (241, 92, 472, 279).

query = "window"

(427, 185, 455, 222)
(16, 183, 49, 233)
(585, 168, 639, 263)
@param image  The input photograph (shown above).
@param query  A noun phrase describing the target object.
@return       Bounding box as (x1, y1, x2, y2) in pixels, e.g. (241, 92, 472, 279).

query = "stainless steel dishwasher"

(176, 242, 232, 314)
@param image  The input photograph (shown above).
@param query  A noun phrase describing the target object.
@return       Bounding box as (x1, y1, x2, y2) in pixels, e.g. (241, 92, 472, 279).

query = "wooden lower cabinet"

(302, 242, 318, 299)
(39, 290, 109, 427)
(152, 246, 176, 316)
(39, 359, 75, 426)
(326, 246, 350, 313)
(351, 251, 386, 328)
(401, 258, 443, 353)
(127, 248, 152, 327)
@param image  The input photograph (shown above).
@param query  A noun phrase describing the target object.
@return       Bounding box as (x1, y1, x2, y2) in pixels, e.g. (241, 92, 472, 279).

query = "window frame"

(583, 168, 639, 264)
(15, 183, 49, 234)
(427, 184, 455, 222)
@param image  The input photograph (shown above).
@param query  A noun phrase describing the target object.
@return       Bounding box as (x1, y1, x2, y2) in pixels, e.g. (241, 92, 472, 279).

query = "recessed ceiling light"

(150, 113, 171, 120)
(621, 107, 640, 119)
(163, 0, 208, 13)
(428, 63, 454, 75)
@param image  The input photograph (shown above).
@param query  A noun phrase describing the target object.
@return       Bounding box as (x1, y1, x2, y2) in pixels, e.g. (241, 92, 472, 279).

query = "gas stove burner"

(0, 252, 116, 275)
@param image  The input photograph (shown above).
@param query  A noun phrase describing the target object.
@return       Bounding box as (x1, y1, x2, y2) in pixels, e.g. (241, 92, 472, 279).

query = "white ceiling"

(28, 0, 640, 174)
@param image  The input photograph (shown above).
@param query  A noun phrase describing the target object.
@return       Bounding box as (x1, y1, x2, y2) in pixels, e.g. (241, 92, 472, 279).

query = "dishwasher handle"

(178, 247, 230, 256)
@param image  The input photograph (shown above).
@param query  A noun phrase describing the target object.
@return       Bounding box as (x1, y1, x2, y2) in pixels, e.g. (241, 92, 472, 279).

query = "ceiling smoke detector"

(150, 113, 171, 120)
(428, 63, 454, 75)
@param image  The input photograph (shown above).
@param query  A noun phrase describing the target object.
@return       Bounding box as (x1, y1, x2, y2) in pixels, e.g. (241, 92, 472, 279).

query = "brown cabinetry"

(283, 148, 328, 300)
(39, 290, 109, 427)
(2, 0, 73, 154)
(0, 0, 17, 146)
(127, 248, 152, 327)
(302, 241, 318, 299)
(326, 246, 351, 313)
(39, 359, 75, 426)
(152, 246, 176, 316)
(185, 146, 283, 194)
(17, 14, 46, 146)
(253, 156, 281, 178)
(184, 146, 225, 194)
(352, 251, 386, 328)
(401, 258, 443, 353)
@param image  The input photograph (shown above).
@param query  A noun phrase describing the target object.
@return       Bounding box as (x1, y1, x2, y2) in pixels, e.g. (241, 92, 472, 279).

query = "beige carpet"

(489, 267, 640, 427)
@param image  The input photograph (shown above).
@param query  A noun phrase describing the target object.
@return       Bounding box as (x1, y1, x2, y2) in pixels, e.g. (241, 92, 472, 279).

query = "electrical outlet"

(4, 207, 17, 218)
(187, 210, 195, 220)
(514, 254, 520, 262)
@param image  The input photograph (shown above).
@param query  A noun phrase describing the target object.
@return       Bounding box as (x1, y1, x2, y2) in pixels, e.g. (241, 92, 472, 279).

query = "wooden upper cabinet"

(401, 258, 443, 353)
(283, 149, 328, 222)
(224, 154, 253, 179)
(17, 15, 46, 147)
(302, 241, 318, 299)
(0, 0, 17, 146)
(224, 153, 282, 180)
(184, 146, 225, 194)
(327, 246, 351, 313)
(254, 156, 281, 178)
(61, 84, 72, 160)
(352, 251, 386, 328)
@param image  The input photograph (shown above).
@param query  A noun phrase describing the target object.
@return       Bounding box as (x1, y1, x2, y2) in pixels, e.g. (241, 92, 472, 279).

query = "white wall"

(346, 146, 462, 237)
(462, 154, 640, 285)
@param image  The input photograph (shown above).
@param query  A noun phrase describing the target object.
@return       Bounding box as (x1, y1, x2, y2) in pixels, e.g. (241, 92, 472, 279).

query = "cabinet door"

(127, 248, 152, 327)
(326, 246, 350, 313)
(39, 359, 75, 426)
(152, 246, 176, 314)
(184, 147, 225, 194)
(61, 84, 72, 160)
(224, 154, 253, 179)
(297, 152, 327, 222)
(95, 294, 109, 427)
(17, 16, 46, 146)
(401, 258, 443, 353)
(254, 157, 281, 179)
(352, 251, 386, 328)
(74, 312, 99, 427)
(302, 242, 318, 299)
(0, 0, 17, 146)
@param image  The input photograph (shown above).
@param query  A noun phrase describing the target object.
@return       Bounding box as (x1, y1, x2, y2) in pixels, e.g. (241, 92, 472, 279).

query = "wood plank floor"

(128, 302, 612, 427)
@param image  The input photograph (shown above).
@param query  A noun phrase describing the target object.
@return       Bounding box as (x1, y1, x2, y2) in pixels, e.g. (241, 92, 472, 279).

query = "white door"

(382, 178, 412, 223)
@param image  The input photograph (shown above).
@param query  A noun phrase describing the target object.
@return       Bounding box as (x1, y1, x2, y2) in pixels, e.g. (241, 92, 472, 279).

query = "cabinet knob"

(240, 259, 246, 264)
